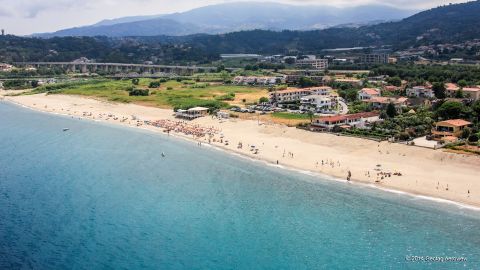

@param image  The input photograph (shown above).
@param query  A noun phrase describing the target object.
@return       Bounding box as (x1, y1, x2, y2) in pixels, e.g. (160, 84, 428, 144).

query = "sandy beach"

(3, 92, 480, 208)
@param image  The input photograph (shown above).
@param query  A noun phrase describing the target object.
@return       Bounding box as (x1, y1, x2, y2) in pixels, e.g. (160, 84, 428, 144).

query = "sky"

(0, 0, 469, 35)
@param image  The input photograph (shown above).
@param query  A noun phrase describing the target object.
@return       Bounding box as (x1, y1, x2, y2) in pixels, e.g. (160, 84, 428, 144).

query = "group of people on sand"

(78, 111, 143, 126)
(145, 119, 220, 137)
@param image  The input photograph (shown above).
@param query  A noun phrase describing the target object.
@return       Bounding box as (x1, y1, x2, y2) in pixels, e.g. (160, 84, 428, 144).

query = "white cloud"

(0, 0, 469, 35)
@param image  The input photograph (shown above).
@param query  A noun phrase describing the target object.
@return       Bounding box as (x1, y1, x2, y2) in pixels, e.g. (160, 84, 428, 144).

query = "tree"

(31, 80, 39, 88)
(128, 88, 149, 96)
(457, 79, 468, 87)
(386, 103, 397, 118)
(436, 101, 465, 120)
(461, 127, 471, 139)
(298, 77, 316, 88)
(220, 71, 230, 82)
(149, 81, 160, 88)
(338, 89, 358, 102)
(132, 78, 139, 85)
(307, 111, 315, 123)
(472, 101, 480, 122)
(468, 134, 479, 143)
(259, 97, 269, 103)
(284, 57, 296, 65)
(386, 76, 402, 87)
(432, 82, 446, 99)
(216, 65, 225, 72)
(455, 88, 464, 98)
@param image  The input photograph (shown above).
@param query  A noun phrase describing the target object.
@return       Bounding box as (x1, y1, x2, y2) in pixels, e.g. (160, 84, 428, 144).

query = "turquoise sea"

(0, 101, 479, 269)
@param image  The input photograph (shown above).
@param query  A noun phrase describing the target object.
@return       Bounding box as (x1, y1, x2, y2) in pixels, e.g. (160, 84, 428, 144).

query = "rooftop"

(445, 83, 460, 91)
(436, 119, 471, 127)
(316, 112, 379, 123)
(189, 107, 209, 111)
(366, 97, 408, 104)
(462, 87, 480, 92)
(360, 88, 380, 95)
(273, 88, 314, 94)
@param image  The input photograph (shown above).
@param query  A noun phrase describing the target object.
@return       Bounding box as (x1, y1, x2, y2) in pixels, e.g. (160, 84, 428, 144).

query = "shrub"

(397, 132, 410, 141)
(128, 89, 149, 96)
(191, 83, 207, 88)
(468, 134, 479, 143)
(149, 81, 161, 88)
(215, 92, 236, 101)
(461, 127, 471, 139)
(259, 97, 269, 103)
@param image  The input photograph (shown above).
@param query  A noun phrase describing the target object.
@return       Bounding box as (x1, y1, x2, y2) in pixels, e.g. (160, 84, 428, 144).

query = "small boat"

(62, 128, 70, 132)
(161, 152, 166, 157)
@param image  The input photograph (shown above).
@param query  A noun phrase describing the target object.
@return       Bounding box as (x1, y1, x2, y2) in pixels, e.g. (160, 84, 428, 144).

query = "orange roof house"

(431, 119, 472, 141)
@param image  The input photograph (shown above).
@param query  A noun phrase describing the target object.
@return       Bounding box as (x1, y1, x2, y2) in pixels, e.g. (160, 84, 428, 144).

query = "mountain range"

(35, 2, 417, 37)
(170, 1, 480, 54)
(3, 1, 479, 65)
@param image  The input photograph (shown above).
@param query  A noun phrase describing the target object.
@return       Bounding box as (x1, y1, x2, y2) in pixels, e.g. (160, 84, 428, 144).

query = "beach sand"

(4, 92, 480, 208)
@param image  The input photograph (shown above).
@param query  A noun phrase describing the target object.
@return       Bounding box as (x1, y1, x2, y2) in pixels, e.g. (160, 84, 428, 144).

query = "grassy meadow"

(32, 78, 269, 110)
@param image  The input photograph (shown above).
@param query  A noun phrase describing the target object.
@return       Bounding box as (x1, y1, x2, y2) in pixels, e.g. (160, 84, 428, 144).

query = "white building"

(312, 112, 381, 130)
(175, 107, 209, 120)
(295, 58, 328, 70)
(0, 63, 14, 72)
(406, 86, 435, 98)
(358, 88, 381, 100)
(300, 95, 338, 113)
(233, 76, 284, 86)
(269, 87, 333, 103)
(363, 97, 409, 113)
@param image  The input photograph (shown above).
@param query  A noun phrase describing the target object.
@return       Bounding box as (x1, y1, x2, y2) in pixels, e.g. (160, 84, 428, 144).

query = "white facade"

(406, 86, 435, 98)
(295, 59, 328, 70)
(300, 95, 338, 113)
(0, 63, 13, 72)
(312, 112, 381, 130)
(358, 88, 381, 100)
(233, 76, 284, 85)
(269, 87, 333, 103)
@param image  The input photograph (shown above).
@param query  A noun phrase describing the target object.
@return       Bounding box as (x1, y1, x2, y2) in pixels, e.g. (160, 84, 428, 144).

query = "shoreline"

(3, 93, 480, 209)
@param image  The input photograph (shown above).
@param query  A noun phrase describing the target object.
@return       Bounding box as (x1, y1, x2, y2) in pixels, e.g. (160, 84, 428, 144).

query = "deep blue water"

(0, 101, 479, 270)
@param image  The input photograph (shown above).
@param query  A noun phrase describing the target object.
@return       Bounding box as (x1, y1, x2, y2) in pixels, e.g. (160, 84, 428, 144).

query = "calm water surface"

(0, 101, 479, 269)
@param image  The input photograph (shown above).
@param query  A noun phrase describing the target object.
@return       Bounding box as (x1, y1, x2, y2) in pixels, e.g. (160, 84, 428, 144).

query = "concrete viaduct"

(14, 62, 237, 76)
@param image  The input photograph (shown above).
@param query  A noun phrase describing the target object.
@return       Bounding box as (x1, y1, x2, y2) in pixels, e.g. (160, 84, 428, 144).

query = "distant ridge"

(4, 1, 479, 64)
(171, 1, 480, 53)
(34, 2, 417, 37)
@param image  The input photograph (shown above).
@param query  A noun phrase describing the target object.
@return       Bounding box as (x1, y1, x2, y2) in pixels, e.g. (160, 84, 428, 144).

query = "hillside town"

(2, 55, 480, 156)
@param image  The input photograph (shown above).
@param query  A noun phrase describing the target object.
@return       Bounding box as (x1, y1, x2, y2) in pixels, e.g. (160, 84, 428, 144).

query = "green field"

(271, 112, 311, 120)
(32, 78, 268, 110)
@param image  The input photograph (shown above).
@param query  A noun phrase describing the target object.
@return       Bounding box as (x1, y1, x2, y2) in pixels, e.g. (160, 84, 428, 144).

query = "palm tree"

(307, 110, 315, 124)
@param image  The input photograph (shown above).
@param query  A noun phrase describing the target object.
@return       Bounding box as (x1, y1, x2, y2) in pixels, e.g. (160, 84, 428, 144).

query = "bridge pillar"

(81, 64, 87, 73)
